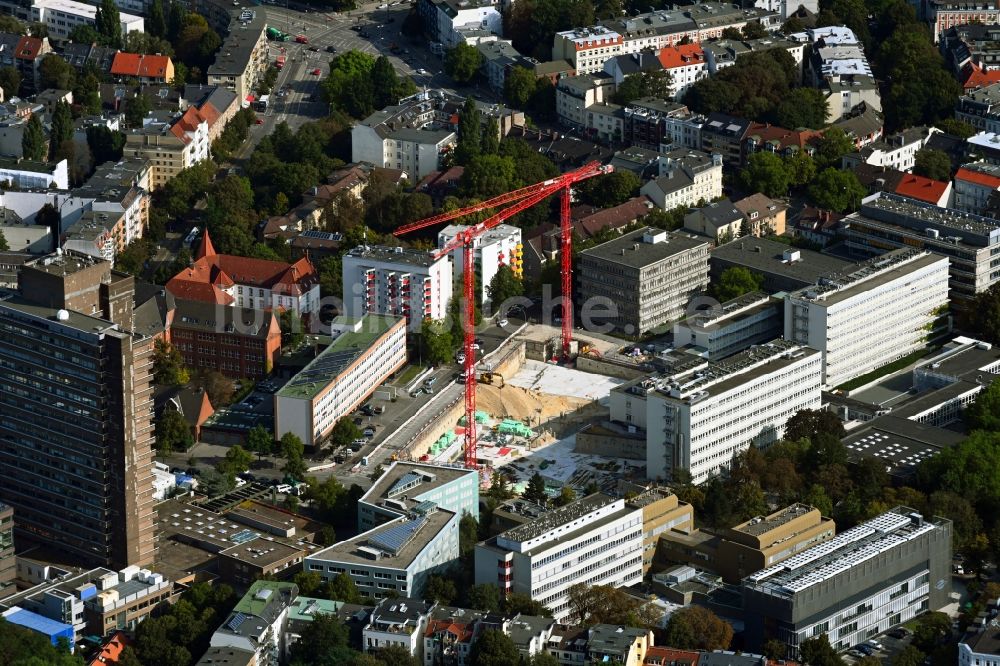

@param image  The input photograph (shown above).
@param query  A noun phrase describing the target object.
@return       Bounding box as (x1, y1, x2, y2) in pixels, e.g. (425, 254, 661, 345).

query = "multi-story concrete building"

(0, 503, 12, 601)
(552, 27, 626, 75)
(439, 223, 521, 308)
(352, 92, 461, 181)
(207, 10, 268, 102)
(626, 487, 694, 574)
(622, 98, 698, 151)
(124, 109, 210, 189)
(660, 503, 835, 583)
(363, 597, 435, 657)
(166, 230, 320, 314)
(639, 149, 723, 211)
(274, 315, 407, 448)
(577, 227, 710, 335)
(359, 462, 480, 532)
(208, 581, 299, 666)
(842, 126, 941, 172)
(930, 0, 1000, 42)
(71, 157, 150, 253)
(845, 192, 1000, 305)
(417, 0, 503, 48)
(474, 493, 644, 621)
(0, 33, 50, 96)
(0, 156, 68, 189)
(709, 237, 856, 294)
(785, 249, 951, 387)
(699, 113, 752, 168)
(957, 83, 1000, 134)
(954, 161, 1000, 213)
(672, 291, 784, 360)
(613, 339, 822, 482)
(743, 507, 952, 658)
(657, 44, 709, 100)
(31, 0, 143, 40)
(167, 297, 282, 379)
(342, 244, 454, 332)
(702, 36, 805, 76)
(0, 251, 156, 567)
(306, 505, 460, 600)
(0, 565, 173, 639)
(555, 74, 617, 130)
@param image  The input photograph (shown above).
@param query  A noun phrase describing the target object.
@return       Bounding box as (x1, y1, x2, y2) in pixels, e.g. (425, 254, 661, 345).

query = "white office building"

(359, 462, 480, 532)
(439, 223, 522, 308)
(613, 339, 822, 483)
(274, 315, 407, 448)
(32, 0, 144, 41)
(474, 494, 643, 621)
(305, 506, 460, 600)
(342, 245, 454, 332)
(784, 249, 951, 388)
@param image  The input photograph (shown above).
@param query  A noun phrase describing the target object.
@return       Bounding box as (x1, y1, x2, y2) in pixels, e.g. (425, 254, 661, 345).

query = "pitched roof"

(15, 36, 44, 61)
(196, 229, 216, 260)
(956, 166, 1000, 189)
(658, 43, 705, 69)
(87, 631, 129, 666)
(574, 196, 653, 238)
(733, 192, 788, 218)
(962, 63, 1000, 91)
(745, 122, 822, 151)
(894, 174, 949, 204)
(425, 619, 475, 643)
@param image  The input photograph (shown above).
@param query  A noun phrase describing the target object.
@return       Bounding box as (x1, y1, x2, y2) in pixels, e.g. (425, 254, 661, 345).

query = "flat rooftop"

(915, 336, 1000, 379)
(345, 244, 443, 268)
(277, 314, 401, 400)
(744, 508, 948, 597)
(580, 227, 707, 270)
(710, 237, 855, 285)
(501, 493, 616, 544)
(0, 292, 119, 336)
(733, 503, 817, 537)
(362, 462, 475, 513)
(861, 191, 1000, 242)
(23, 249, 107, 277)
(843, 417, 965, 475)
(679, 291, 778, 332)
(207, 12, 265, 76)
(789, 249, 945, 306)
(310, 508, 455, 569)
(219, 538, 303, 567)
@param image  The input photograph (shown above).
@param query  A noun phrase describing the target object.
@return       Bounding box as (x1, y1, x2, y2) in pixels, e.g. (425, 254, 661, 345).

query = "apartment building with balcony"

(208, 581, 299, 666)
(274, 315, 407, 448)
(784, 249, 951, 387)
(206, 10, 268, 102)
(474, 493, 644, 621)
(342, 244, 454, 332)
(439, 223, 521, 308)
(743, 508, 952, 659)
(0, 503, 12, 601)
(0, 250, 156, 568)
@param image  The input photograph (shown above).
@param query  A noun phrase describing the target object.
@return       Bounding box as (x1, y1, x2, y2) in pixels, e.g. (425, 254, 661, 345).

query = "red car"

(295, 34, 308, 43)
(311, 68, 321, 75)
(255, 118, 264, 125)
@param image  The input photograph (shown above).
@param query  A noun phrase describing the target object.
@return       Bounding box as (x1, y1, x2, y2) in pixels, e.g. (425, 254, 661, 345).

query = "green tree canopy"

(330, 417, 363, 448)
(711, 266, 764, 302)
(772, 87, 828, 129)
(125, 93, 152, 129)
(504, 65, 538, 108)
(812, 127, 855, 170)
(785, 408, 846, 442)
(0, 617, 85, 666)
(21, 113, 45, 161)
(153, 339, 190, 386)
(49, 100, 73, 160)
(246, 424, 274, 460)
(444, 42, 483, 84)
(662, 606, 733, 651)
(155, 408, 193, 455)
(324, 572, 362, 603)
(800, 634, 844, 666)
(740, 151, 791, 198)
(522, 472, 548, 505)
(506, 0, 595, 60)
(218, 444, 253, 476)
(421, 317, 454, 366)
(966, 380, 1000, 432)
(0, 66, 21, 98)
(467, 629, 520, 666)
(575, 170, 641, 207)
(683, 49, 797, 120)
(424, 574, 457, 604)
(935, 118, 976, 138)
(287, 612, 356, 665)
(486, 265, 524, 309)
(807, 168, 865, 213)
(962, 283, 1000, 345)
(612, 69, 672, 105)
(913, 148, 952, 181)
(95, 0, 122, 47)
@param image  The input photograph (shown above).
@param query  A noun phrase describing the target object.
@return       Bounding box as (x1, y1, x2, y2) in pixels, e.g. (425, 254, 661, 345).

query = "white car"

(275, 484, 293, 493)
(497, 318, 508, 327)
(417, 68, 429, 76)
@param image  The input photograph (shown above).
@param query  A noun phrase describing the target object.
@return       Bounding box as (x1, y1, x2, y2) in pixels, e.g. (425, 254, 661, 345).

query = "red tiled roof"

(111, 52, 172, 78)
(574, 196, 653, 238)
(746, 123, 823, 151)
(170, 106, 209, 142)
(894, 174, 949, 204)
(962, 63, 1000, 91)
(15, 36, 43, 60)
(425, 619, 475, 643)
(198, 102, 221, 128)
(196, 229, 216, 260)
(88, 631, 129, 666)
(956, 166, 1000, 189)
(643, 647, 701, 666)
(658, 44, 705, 69)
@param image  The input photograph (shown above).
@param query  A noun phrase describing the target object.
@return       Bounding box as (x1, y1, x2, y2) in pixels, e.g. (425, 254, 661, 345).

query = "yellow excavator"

(479, 372, 505, 388)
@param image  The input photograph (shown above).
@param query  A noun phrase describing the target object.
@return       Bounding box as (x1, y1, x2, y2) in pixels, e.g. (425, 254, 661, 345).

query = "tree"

(371, 55, 404, 109)
(219, 444, 253, 476)
(198, 370, 233, 407)
(0, 66, 21, 98)
(461, 154, 517, 197)
(683, 50, 797, 120)
(68, 24, 100, 44)
(420, 318, 453, 366)
(293, 570, 324, 596)
(280, 432, 307, 479)
(892, 646, 926, 666)
(0, 616, 87, 666)
(467, 629, 520, 666)
(612, 70, 672, 105)
(374, 644, 420, 666)
(153, 339, 190, 386)
(87, 126, 126, 166)
(455, 98, 482, 165)
(662, 606, 733, 651)
(95, 0, 122, 47)
(444, 42, 483, 84)
(155, 408, 193, 455)
(812, 127, 855, 170)
(935, 118, 976, 138)
(784, 408, 845, 442)
(504, 65, 537, 108)
(740, 151, 792, 198)
(917, 430, 1000, 508)
(465, 583, 501, 612)
(966, 380, 1000, 431)
(554, 486, 576, 507)
(324, 572, 362, 603)
(0, 15, 24, 35)
(287, 612, 356, 665)
(330, 417, 363, 448)
(481, 117, 500, 156)
(530, 653, 560, 666)
(148, 0, 166, 38)
(800, 634, 844, 666)
(506, 0, 594, 60)
(522, 472, 548, 505)
(38, 54, 75, 92)
(21, 113, 45, 161)
(486, 265, 524, 309)
(773, 87, 828, 129)
(963, 283, 1000, 345)
(763, 638, 789, 660)
(125, 93, 152, 129)
(712, 266, 764, 302)
(910, 612, 951, 653)
(504, 592, 552, 617)
(246, 424, 274, 461)
(424, 574, 457, 604)
(808, 168, 865, 213)
(781, 15, 806, 33)
(575, 170, 641, 207)
(49, 100, 73, 160)
(566, 583, 659, 628)
(913, 148, 952, 181)
(742, 20, 768, 39)
(0, 229, 7, 251)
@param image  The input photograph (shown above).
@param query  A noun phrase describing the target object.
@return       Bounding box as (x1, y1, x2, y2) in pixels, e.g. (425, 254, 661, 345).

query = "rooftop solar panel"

(368, 517, 427, 555)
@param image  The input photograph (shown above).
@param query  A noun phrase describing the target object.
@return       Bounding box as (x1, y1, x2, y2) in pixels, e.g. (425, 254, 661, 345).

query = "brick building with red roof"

(657, 44, 708, 99)
(166, 230, 320, 314)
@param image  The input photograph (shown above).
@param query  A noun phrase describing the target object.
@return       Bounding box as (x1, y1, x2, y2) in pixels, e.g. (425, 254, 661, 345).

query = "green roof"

(233, 581, 297, 617)
(277, 314, 403, 400)
(287, 597, 345, 622)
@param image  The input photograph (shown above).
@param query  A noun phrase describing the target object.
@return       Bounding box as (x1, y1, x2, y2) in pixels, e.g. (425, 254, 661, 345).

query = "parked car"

(275, 484, 293, 493)
(311, 68, 321, 75)
(888, 628, 908, 639)
(497, 318, 508, 327)
(373, 405, 386, 415)
(354, 416, 364, 425)
(363, 428, 375, 438)
(326, 45, 336, 52)
(424, 376, 437, 387)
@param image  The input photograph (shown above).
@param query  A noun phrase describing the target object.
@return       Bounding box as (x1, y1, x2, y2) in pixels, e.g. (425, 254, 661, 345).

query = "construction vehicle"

(266, 26, 290, 41)
(275, 54, 286, 69)
(395, 160, 611, 469)
(479, 372, 505, 388)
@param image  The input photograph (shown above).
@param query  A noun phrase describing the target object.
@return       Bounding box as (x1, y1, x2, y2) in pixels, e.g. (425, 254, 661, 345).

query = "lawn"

(836, 348, 936, 392)
(393, 364, 424, 387)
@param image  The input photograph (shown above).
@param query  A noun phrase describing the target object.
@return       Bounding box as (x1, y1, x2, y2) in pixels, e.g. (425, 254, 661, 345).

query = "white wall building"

(305, 507, 460, 601)
(953, 162, 1000, 214)
(640, 149, 723, 210)
(439, 223, 521, 308)
(784, 249, 950, 389)
(555, 74, 617, 130)
(342, 245, 454, 332)
(614, 339, 822, 483)
(274, 315, 407, 448)
(552, 27, 625, 75)
(842, 126, 940, 172)
(0, 157, 68, 190)
(473, 494, 643, 621)
(363, 598, 435, 657)
(359, 462, 480, 533)
(32, 0, 144, 41)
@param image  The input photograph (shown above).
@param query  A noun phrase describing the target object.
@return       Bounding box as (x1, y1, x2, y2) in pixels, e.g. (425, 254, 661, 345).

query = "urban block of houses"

(417, 0, 503, 49)
(110, 52, 175, 84)
(206, 9, 269, 103)
(639, 148, 723, 210)
(842, 126, 942, 172)
(29, 0, 144, 41)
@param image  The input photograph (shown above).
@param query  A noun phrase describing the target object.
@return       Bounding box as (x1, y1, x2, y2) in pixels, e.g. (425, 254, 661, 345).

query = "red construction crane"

(395, 160, 612, 469)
